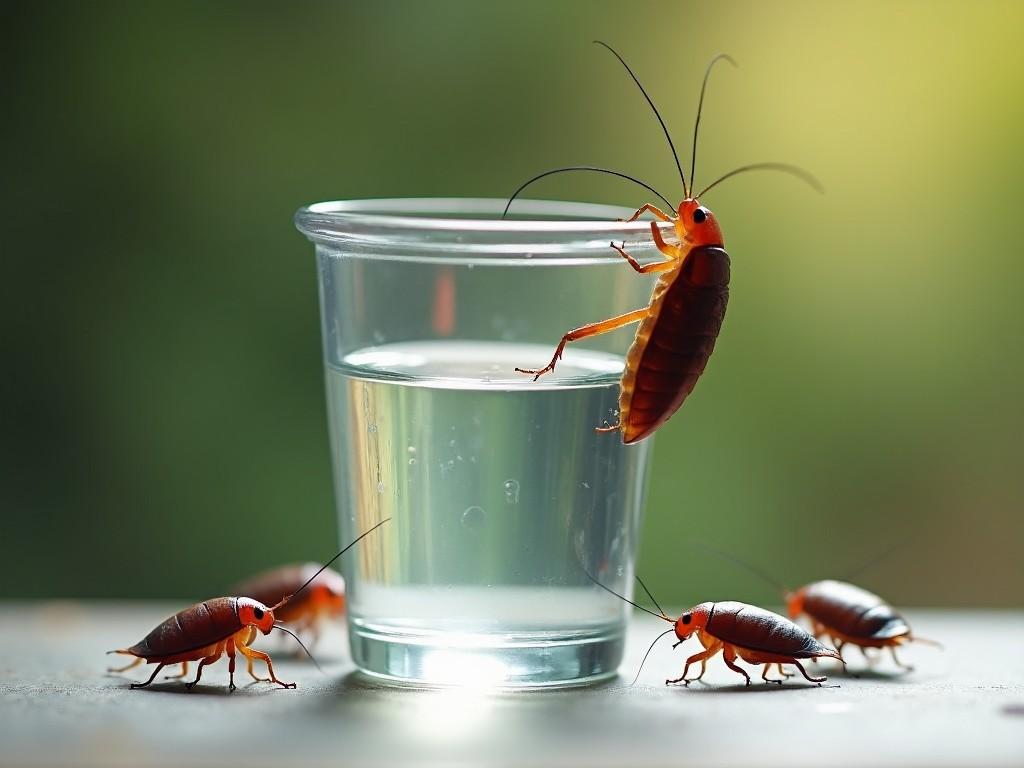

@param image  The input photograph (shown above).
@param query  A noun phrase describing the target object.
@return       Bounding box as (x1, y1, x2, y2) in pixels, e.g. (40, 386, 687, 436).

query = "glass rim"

(294, 197, 672, 263)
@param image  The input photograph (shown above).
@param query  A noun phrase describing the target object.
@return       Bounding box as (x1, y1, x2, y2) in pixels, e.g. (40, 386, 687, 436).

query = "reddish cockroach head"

(237, 598, 275, 635)
(675, 199, 724, 248)
(785, 586, 807, 620)
(674, 602, 714, 642)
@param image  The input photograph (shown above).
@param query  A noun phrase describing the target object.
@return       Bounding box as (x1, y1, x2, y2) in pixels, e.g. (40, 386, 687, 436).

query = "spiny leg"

(889, 645, 914, 672)
(667, 643, 721, 686)
(792, 659, 826, 685)
(622, 202, 671, 222)
(185, 645, 225, 691)
(761, 663, 784, 685)
(516, 308, 648, 380)
(164, 661, 190, 679)
(237, 641, 296, 689)
(108, 655, 143, 674)
(130, 662, 166, 689)
(722, 645, 751, 686)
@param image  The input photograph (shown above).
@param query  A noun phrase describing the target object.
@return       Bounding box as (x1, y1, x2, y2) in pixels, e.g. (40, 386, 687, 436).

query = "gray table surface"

(1, 603, 1022, 768)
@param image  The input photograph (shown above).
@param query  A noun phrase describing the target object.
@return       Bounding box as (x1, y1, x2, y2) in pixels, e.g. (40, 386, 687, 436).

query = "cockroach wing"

(128, 597, 241, 657)
(707, 601, 836, 658)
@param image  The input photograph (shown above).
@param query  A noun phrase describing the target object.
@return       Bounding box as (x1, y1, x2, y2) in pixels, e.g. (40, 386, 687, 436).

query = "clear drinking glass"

(295, 198, 659, 688)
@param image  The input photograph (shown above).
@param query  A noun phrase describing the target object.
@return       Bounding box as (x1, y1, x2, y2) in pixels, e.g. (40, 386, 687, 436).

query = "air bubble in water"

(461, 506, 485, 529)
(503, 479, 520, 504)
(408, 458, 417, 466)
(376, 481, 385, 493)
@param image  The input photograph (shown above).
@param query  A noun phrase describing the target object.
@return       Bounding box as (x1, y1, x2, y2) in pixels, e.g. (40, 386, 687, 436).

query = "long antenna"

(272, 623, 323, 673)
(271, 518, 390, 611)
(629, 627, 675, 686)
(582, 566, 671, 622)
(594, 40, 687, 197)
(502, 165, 673, 218)
(635, 574, 667, 619)
(694, 541, 789, 594)
(690, 54, 737, 198)
(843, 534, 914, 583)
(695, 162, 824, 199)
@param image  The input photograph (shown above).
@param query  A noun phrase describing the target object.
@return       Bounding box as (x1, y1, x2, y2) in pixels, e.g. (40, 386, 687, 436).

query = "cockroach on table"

(704, 546, 942, 670)
(788, 579, 941, 670)
(230, 563, 345, 649)
(588, 573, 843, 687)
(506, 42, 821, 443)
(107, 519, 388, 691)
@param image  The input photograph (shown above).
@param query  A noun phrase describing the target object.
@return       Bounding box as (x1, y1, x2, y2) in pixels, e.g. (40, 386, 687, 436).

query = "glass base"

(349, 620, 625, 689)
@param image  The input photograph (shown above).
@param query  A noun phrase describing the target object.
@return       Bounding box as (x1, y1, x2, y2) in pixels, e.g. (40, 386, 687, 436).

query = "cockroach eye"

(253, 607, 265, 620)
(682, 614, 692, 625)
(692, 208, 707, 224)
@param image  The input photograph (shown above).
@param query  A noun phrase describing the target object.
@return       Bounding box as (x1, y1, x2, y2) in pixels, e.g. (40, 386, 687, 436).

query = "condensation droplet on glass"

(408, 458, 417, 466)
(616, 565, 625, 577)
(376, 481, 385, 493)
(407, 445, 416, 455)
(367, 423, 378, 433)
(503, 479, 520, 504)
(456, 455, 463, 462)
(449, 439, 456, 448)
(461, 506, 485, 529)
(372, 330, 385, 343)
(580, 481, 590, 489)
(466, 263, 474, 270)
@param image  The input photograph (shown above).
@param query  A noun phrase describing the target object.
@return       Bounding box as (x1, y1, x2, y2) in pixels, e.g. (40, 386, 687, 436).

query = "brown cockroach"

(505, 41, 820, 443)
(588, 573, 842, 687)
(701, 545, 941, 669)
(107, 519, 388, 691)
(788, 580, 941, 670)
(230, 563, 345, 649)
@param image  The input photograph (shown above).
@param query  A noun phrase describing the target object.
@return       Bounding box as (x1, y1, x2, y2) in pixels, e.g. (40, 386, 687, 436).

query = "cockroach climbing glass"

(107, 518, 389, 691)
(506, 41, 822, 444)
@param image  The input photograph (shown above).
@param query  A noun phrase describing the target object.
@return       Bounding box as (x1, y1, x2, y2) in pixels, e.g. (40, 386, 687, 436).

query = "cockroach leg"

(888, 645, 914, 672)
(622, 203, 671, 222)
(237, 641, 295, 689)
(833, 639, 846, 659)
(246, 654, 270, 683)
(666, 645, 720, 685)
(761, 663, 784, 685)
(594, 422, 620, 433)
(108, 656, 143, 674)
(610, 242, 677, 274)
(515, 309, 648, 380)
(164, 661, 189, 680)
(184, 645, 225, 691)
(130, 662, 166, 689)
(226, 639, 237, 692)
(721, 645, 751, 686)
(648, 221, 682, 260)
(776, 663, 794, 678)
(791, 659, 826, 685)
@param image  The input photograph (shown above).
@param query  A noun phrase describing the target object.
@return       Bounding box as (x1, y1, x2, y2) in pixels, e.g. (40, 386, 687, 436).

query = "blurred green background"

(3, 1, 1021, 606)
